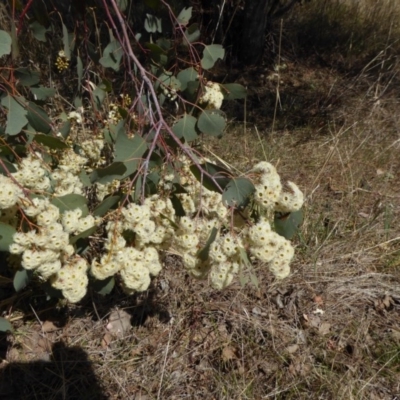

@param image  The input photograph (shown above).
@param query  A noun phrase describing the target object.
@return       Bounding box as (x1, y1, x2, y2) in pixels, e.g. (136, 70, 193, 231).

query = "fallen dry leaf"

(41, 321, 59, 333)
(222, 346, 236, 362)
(319, 322, 331, 335)
(313, 295, 324, 306)
(106, 309, 132, 338)
(101, 332, 113, 349)
(286, 344, 299, 354)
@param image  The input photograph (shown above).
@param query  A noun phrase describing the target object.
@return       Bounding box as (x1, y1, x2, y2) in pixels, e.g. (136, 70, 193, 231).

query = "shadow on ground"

(0, 340, 107, 400)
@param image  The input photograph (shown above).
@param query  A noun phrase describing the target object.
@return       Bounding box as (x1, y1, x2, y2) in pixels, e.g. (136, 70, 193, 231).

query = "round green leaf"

(13, 268, 33, 292)
(220, 83, 247, 100)
(91, 276, 115, 295)
(1, 95, 28, 135)
(274, 209, 303, 240)
(177, 67, 198, 91)
(51, 194, 89, 216)
(15, 68, 40, 87)
(172, 114, 198, 141)
(177, 7, 192, 26)
(30, 86, 56, 101)
(197, 110, 226, 137)
(201, 44, 225, 70)
(0, 222, 16, 252)
(183, 23, 200, 44)
(100, 39, 123, 71)
(0, 158, 17, 174)
(0, 30, 12, 57)
(29, 21, 49, 42)
(0, 317, 13, 333)
(222, 178, 255, 208)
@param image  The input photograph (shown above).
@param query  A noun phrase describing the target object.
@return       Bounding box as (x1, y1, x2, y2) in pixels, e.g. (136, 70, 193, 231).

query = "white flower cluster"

(247, 218, 294, 279)
(68, 111, 83, 124)
(0, 175, 23, 209)
(91, 195, 175, 292)
(251, 161, 304, 212)
(2, 138, 303, 303)
(11, 155, 51, 192)
(175, 155, 228, 221)
(95, 180, 120, 202)
(7, 195, 97, 302)
(199, 82, 224, 110)
(80, 139, 104, 163)
(161, 85, 178, 101)
(51, 149, 87, 196)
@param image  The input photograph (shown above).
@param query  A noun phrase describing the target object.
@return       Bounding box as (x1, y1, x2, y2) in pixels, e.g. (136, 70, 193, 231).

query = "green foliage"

(1, 95, 28, 135)
(201, 44, 225, 70)
(91, 276, 115, 295)
(51, 194, 89, 217)
(100, 36, 124, 71)
(197, 110, 226, 137)
(13, 268, 32, 292)
(172, 114, 198, 142)
(222, 178, 254, 208)
(0, 30, 12, 57)
(0, 1, 302, 304)
(0, 222, 16, 252)
(274, 210, 303, 240)
(0, 317, 13, 333)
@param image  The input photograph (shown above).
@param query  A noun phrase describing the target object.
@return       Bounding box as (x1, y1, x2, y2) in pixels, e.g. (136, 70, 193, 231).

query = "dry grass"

(1, 1, 400, 399)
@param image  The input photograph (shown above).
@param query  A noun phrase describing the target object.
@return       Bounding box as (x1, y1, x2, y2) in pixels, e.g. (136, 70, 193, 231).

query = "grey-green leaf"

(115, 131, 147, 175)
(144, 14, 162, 33)
(30, 85, 56, 100)
(172, 114, 198, 142)
(274, 209, 303, 240)
(220, 83, 247, 100)
(33, 134, 68, 149)
(197, 110, 226, 137)
(0, 317, 13, 333)
(93, 195, 121, 217)
(177, 7, 192, 26)
(189, 162, 230, 192)
(0, 222, 16, 252)
(29, 21, 49, 42)
(117, 0, 128, 11)
(13, 268, 33, 292)
(197, 227, 218, 261)
(51, 194, 89, 217)
(77, 55, 83, 88)
(91, 276, 115, 295)
(100, 39, 123, 71)
(177, 67, 198, 91)
(69, 226, 97, 244)
(222, 177, 254, 208)
(1, 95, 28, 135)
(90, 162, 128, 184)
(62, 23, 70, 59)
(183, 23, 200, 44)
(15, 68, 40, 87)
(201, 44, 225, 70)
(0, 30, 12, 57)
(26, 102, 52, 134)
